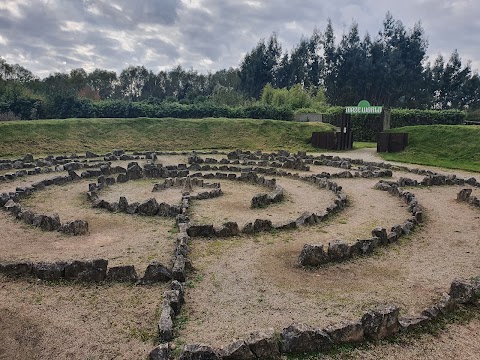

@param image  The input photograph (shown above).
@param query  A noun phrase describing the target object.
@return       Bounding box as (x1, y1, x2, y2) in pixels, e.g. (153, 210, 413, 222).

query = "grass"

(353, 142, 376, 149)
(0, 117, 334, 157)
(380, 125, 480, 172)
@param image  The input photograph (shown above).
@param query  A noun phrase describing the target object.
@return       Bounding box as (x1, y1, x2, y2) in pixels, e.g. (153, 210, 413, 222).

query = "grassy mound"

(0, 117, 334, 157)
(381, 125, 480, 172)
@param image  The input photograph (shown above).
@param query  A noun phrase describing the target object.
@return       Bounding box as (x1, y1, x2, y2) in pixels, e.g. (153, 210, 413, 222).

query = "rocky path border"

(148, 277, 480, 359)
(298, 181, 423, 267)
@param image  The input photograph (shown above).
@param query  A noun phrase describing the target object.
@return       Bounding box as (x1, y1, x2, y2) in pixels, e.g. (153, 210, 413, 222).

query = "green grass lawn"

(380, 125, 480, 172)
(0, 117, 334, 157)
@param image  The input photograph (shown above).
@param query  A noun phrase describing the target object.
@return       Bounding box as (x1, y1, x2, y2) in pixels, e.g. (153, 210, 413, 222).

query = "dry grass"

(189, 177, 336, 228)
(179, 184, 480, 346)
(1, 179, 176, 269)
(0, 276, 166, 360)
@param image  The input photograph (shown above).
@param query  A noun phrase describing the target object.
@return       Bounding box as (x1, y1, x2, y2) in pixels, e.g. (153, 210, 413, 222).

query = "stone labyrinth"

(0, 149, 479, 359)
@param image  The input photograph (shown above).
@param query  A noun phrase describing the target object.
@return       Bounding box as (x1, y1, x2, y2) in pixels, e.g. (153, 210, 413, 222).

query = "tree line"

(1, 12, 479, 120)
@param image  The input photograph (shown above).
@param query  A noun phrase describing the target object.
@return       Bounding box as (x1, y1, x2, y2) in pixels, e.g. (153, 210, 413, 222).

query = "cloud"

(0, 0, 479, 77)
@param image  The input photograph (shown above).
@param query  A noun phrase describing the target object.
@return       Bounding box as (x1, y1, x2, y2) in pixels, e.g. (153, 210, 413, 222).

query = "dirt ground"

(179, 183, 480, 347)
(0, 276, 165, 360)
(1, 178, 176, 269)
(190, 177, 337, 228)
(1, 150, 479, 359)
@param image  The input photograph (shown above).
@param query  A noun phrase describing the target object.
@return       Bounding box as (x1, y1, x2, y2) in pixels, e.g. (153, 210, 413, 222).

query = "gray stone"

(106, 265, 138, 282)
(32, 262, 66, 280)
(399, 316, 430, 331)
(299, 244, 328, 266)
(449, 279, 475, 304)
(245, 328, 280, 359)
(141, 261, 172, 283)
(325, 321, 364, 343)
(64, 259, 108, 282)
(280, 323, 332, 354)
(187, 224, 216, 238)
(372, 227, 387, 245)
(149, 343, 170, 360)
(158, 304, 174, 342)
(172, 255, 186, 282)
(164, 289, 183, 315)
(118, 196, 128, 212)
(221, 340, 256, 360)
(361, 305, 400, 340)
(0, 262, 33, 276)
(241, 222, 254, 234)
(60, 220, 89, 235)
(137, 198, 159, 216)
(216, 222, 239, 237)
(251, 193, 270, 208)
(178, 344, 221, 360)
(126, 202, 139, 214)
(327, 240, 351, 261)
(253, 219, 273, 232)
(457, 188, 473, 201)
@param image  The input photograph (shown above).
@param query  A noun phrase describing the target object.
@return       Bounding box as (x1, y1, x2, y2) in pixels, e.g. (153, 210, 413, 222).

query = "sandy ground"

(1, 179, 176, 269)
(189, 177, 336, 228)
(1, 150, 479, 359)
(179, 184, 480, 346)
(0, 276, 165, 360)
(100, 178, 184, 205)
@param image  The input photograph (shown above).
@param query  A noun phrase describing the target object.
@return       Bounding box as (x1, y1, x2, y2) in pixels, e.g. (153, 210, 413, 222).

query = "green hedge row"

(323, 108, 466, 141)
(0, 96, 294, 122)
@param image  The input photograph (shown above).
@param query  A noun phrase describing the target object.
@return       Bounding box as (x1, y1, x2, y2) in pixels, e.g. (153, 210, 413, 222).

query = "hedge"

(322, 108, 466, 141)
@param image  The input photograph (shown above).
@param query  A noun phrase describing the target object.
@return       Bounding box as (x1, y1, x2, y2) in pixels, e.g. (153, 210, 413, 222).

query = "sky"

(1, 0, 479, 78)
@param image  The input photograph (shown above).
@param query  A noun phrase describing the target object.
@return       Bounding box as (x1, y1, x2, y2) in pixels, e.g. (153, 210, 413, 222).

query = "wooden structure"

(377, 132, 409, 153)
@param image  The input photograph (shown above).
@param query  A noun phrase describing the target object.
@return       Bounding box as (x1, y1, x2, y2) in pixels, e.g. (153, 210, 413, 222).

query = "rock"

(241, 222, 254, 234)
(371, 227, 387, 245)
(137, 198, 159, 216)
(457, 188, 472, 201)
(327, 240, 351, 262)
(106, 265, 138, 282)
(187, 224, 216, 237)
(280, 323, 332, 354)
(178, 344, 221, 360)
(274, 221, 297, 230)
(449, 279, 475, 304)
(149, 343, 170, 360)
(64, 259, 108, 282)
(23, 153, 34, 162)
(141, 261, 172, 283)
(299, 244, 328, 266)
(60, 220, 89, 235)
(361, 305, 400, 340)
(126, 163, 143, 180)
(85, 151, 99, 158)
(325, 321, 364, 343)
(253, 219, 273, 232)
(399, 316, 430, 331)
(245, 328, 280, 359)
(126, 202, 139, 214)
(158, 304, 174, 342)
(164, 289, 183, 315)
(172, 255, 186, 282)
(221, 340, 256, 360)
(32, 262, 66, 280)
(251, 193, 270, 208)
(0, 262, 33, 276)
(216, 222, 239, 237)
(118, 196, 128, 212)
(39, 214, 62, 231)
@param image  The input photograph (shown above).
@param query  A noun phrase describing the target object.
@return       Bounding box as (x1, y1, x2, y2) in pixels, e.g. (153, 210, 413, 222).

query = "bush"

(322, 107, 466, 141)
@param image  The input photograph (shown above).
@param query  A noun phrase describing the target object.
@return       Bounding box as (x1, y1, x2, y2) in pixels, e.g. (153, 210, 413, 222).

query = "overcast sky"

(1, 0, 479, 78)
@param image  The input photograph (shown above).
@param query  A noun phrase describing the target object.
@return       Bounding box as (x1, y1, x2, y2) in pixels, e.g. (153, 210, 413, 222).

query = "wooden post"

(382, 108, 391, 131)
